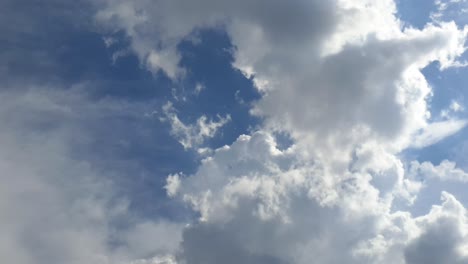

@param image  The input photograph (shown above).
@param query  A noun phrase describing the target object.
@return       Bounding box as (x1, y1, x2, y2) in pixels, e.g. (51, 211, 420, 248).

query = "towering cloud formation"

(95, 0, 468, 263)
(1, 0, 468, 263)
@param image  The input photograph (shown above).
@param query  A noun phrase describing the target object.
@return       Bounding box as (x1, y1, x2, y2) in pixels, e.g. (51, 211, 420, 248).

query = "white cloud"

(451, 101, 465, 112)
(168, 132, 468, 264)
(410, 160, 468, 182)
(165, 173, 181, 197)
(96, 0, 467, 156)
(0, 86, 183, 264)
(404, 192, 468, 263)
(2, 0, 466, 263)
(410, 119, 467, 148)
(441, 100, 465, 118)
(160, 101, 231, 149)
(92, 0, 468, 263)
(194, 83, 205, 95)
(103, 36, 117, 47)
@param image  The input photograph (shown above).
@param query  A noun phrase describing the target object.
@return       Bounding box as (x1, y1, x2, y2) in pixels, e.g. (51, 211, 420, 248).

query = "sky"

(2, 0, 468, 263)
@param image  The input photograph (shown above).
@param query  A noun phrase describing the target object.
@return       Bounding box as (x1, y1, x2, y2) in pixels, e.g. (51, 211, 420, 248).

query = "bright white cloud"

(168, 132, 468, 264)
(93, 0, 468, 263)
(3, 0, 468, 263)
(160, 101, 231, 149)
(410, 160, 468, 182)
(404, 192, 468, 263)
(165, 173, 181, 197)
(410, 119, 467, 148)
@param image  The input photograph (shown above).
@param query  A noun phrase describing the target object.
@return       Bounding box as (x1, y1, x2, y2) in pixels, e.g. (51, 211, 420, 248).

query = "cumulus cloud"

(95, 0, 467, 152)
(93, 0, 468, 263)
(410, 160, 468, 182)
(404, 192, 468, 264)
(165, 132, 468, 264)
(162, 132, 468, 264)
(91, 0, 468, 262)
(3, 0, 468, 263)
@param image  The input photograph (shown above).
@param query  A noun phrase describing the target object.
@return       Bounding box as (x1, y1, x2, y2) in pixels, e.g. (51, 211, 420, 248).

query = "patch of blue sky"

(110, 29, 262, 219)
(85, 29, 261, 219)
(2, 2, 262, 222)
(173, 29, 262, 149)
(397, 1, 468, 167)
(395, 1, 468, 216)
(409, 175, 468, 216)
(433, 0, 468, 26)
(402, 62, 468, 163)
(396, 0, 438, 29)
(15, 42, 195, 222)
(6, 0, 467, 226)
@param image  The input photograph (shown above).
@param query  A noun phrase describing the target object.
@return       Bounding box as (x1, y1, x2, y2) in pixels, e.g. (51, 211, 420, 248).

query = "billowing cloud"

(93, 0, 468, 263)
(2, 0, 468, 263)
(95, 0, 467, 152)
(166, 131, 468, 264)
(404, 192, 468, 264)
(410, 160, 468, 182)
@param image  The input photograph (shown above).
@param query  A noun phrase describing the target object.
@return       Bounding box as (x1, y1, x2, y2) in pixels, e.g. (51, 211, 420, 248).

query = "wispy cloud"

(160, 101, 231, 150)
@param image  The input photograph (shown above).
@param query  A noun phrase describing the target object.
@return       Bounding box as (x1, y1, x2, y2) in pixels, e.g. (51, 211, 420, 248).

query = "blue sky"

(2, 1, 468, 264)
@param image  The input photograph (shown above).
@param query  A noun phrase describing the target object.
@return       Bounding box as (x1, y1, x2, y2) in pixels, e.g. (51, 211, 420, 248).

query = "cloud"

(404, 192, 468, 264)
(92, 0, 468, 263)
(0, 86, 184, 264)
(130, 255, 178, 264)
(410, 119, 467, 148)
(167, 132, 468, 264)
(3, 0, 468, 263)
(160, 101, 231, 150)
(95, 0, 467, 152)
(432, 0, 468, 23)
(441, 100, 465, 118)
(165, 174, 181, 197)
(410, 160, 468, 182)
(451, 101, 465, 112)
(94, 0, 338, 80)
